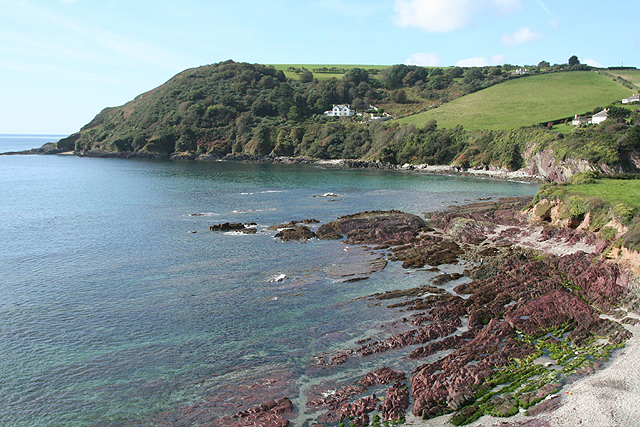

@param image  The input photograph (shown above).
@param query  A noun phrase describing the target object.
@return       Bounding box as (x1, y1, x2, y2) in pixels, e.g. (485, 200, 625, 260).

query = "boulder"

(274, 226, 316, 241)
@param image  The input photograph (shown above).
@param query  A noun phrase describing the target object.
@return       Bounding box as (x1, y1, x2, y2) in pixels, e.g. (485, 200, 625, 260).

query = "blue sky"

(1, 0, 639, 134)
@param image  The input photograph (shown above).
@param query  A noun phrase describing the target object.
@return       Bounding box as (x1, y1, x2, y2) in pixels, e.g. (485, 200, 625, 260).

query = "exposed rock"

(359, 367, 406, 387)
(267, 219, 319, 231)
(209, 222, 257, 233)
(381, 384, 410, 421)
(316, 210, 427, 245)
(219, 397, 293, 427)
(274, 225, 316, 241)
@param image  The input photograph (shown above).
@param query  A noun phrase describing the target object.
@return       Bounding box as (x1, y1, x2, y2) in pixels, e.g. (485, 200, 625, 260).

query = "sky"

(1, 0, 639, 134)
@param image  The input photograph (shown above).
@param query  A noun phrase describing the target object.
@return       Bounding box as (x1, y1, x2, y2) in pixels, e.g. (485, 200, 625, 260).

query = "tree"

(463, 68, 485, 84)
(538, 60, 550, 68)
(299, 70, 313, 83)
(392, 89, 408, 104)
(344, 68, 369, 85)
(568, 55, 580, 67)
(607, 106, 632, 122)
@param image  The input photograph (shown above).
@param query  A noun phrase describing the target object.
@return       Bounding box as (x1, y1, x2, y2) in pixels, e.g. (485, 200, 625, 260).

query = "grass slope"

(610, 70, 640, 90)
(397, 71, 634, 130)
(569, 179, 640, 210)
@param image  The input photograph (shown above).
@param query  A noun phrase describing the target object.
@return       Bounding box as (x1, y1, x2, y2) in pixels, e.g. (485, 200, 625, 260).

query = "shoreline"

(195, 199, 640, 426)
(2, 147, 548, 183)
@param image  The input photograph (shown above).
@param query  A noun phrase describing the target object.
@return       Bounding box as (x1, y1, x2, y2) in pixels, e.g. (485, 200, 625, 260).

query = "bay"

(0, 135, 539, 426)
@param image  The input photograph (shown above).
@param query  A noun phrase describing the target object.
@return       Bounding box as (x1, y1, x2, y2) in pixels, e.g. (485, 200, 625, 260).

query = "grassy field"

(609, 70, 640, 89)
(270, 64, 393, 80)
(569, 179, 640, 210)
(397, 71, 634, 130)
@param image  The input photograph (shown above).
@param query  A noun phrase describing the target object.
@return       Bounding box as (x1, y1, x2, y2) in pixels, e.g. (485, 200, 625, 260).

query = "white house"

(622, 94, 640, 104)
(324, 105, 355, 117)
(572, 115, 589, 126)
(572, 109, 608, 126)
(591, 109, 609, 124)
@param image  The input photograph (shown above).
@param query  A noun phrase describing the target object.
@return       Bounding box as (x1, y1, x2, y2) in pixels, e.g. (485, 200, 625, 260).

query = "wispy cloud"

(534, 0, 559, 27)
(393, 0, 520, 32)
(500, 27, 541, 46)
(1, 2, 182, 73)
(405, 52, 442, 66)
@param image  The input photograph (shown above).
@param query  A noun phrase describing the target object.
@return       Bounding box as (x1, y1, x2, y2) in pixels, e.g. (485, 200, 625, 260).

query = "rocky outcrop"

(381, 384, 410, 421)
(209, 222, 257, 233)
(316, 210, 427, 245)
(219, 397, 293, 427)
(274, 225, 316, 241)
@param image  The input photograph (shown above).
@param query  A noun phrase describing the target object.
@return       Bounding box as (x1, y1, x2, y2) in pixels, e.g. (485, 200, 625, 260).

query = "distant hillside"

(398, 71, 634, 130)
(52, 60, 640, 182)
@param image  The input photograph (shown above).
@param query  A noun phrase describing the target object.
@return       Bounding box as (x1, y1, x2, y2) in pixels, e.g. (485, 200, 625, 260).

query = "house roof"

(593, 109, 608, 118)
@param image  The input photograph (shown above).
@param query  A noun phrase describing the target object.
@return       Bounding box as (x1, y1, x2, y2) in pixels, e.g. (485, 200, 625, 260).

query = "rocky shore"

(170, 196, 640, 427)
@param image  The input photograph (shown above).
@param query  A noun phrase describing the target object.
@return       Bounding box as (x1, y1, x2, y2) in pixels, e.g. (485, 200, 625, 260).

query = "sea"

(0, 134, 540, 426)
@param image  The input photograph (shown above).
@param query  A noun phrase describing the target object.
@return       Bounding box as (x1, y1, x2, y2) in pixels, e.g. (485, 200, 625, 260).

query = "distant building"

(572, 115, 589, 126)
(572, 109, 608, 126)
(591, 109, 609, 124)
(622, 94, 640, 104)
(324, 105, 355, 117)
(512, 68, 529, 75)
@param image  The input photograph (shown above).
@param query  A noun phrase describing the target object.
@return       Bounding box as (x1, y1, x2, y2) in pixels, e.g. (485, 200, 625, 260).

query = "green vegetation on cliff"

(534, 172, 640, 251)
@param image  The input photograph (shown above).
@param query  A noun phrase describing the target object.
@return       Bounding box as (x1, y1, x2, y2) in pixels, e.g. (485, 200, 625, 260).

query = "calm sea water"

(0, 135, 539, 426)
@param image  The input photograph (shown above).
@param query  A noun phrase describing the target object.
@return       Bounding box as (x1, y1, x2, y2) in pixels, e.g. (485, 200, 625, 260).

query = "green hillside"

(397, 71, 634, 130)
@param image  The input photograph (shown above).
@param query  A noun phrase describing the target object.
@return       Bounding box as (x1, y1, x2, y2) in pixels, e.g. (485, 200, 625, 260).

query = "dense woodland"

(57, 60, 640, 171)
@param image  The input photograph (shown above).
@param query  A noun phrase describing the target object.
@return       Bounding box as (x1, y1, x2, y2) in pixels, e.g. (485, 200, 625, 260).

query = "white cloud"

(584, 58, 602, 67)
(490, 54, 505, 64)
(393, 0, 520, 32)
(405, 52, 442, 66)
(456, 57, 489, 67)
(500, 27, 541, 46)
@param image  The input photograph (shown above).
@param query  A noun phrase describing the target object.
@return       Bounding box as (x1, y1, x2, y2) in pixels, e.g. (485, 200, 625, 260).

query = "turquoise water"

(0, 135, 539, 426)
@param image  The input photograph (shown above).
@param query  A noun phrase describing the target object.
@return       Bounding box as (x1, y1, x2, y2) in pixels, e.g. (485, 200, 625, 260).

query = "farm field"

(397, 71, 634, 130)
(271, 64, 393, 80)
(610, 69, 640, 89)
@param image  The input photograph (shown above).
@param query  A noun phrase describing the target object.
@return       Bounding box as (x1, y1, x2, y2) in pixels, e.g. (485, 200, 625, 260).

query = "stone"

(316, 210, 427, 245)
(274, 225, 316, 241)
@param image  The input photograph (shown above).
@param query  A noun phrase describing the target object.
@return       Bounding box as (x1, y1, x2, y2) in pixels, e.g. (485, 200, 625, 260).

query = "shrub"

(613, 203, 636, 223)
(569, 171, 597, 185)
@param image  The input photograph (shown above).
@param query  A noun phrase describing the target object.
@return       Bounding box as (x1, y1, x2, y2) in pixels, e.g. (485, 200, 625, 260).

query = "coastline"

(195, 198, 640, 426)
(3, 147, 547, 182)
(5, 146, 639, 426)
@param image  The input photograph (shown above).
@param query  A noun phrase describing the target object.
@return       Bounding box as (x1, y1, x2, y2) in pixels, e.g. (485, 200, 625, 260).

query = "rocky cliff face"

(524, 148, 628, 182)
